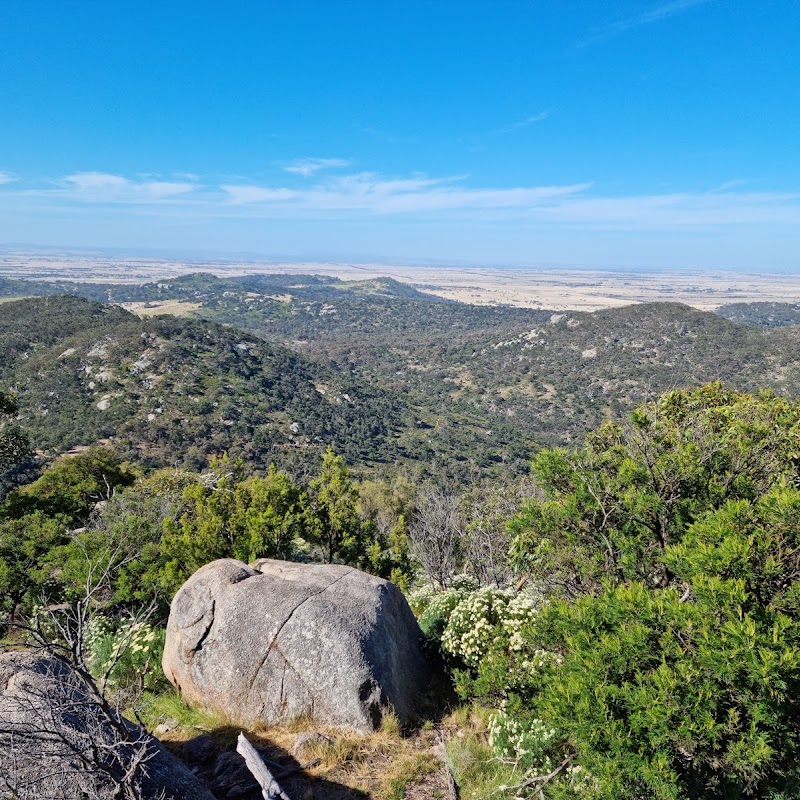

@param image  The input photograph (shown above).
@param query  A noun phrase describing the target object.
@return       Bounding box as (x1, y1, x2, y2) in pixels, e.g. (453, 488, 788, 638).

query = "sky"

(1, 0, 799, 271)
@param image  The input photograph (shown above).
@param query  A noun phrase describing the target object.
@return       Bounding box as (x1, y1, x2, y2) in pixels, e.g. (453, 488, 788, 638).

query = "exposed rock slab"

(0, 650, 215, 800)
(163, 558, 433, 732)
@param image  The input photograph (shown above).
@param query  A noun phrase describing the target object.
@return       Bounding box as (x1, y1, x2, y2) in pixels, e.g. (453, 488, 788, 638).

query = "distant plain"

(2, 252, 800, 311)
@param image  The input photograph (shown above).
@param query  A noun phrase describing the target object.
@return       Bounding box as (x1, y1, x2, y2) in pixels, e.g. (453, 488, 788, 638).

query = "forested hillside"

(0, 296, 401, 471)
(716, 300, 800, 327)
(4, 277, 800, 481)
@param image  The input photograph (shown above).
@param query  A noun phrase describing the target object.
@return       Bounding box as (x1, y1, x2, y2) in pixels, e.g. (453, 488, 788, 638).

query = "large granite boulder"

(0, 650, 215, 800)
(163, 558, 433, 732)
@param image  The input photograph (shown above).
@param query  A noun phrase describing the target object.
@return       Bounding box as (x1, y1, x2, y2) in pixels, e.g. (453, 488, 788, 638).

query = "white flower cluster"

(519, 649, 563, 671)
(405, 584, 439, 616)
(488, 710, 556, 773)
(418, 588, 466, 635)
(566, 764, 600, 796)
(87, 617, 164, 690)
(84, 614, 114, 654)
(28, 604, 60, 642)
(441, 588, 536, 667)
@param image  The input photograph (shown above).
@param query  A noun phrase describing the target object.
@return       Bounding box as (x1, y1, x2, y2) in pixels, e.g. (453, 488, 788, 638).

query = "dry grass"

(441, 705, 526, 800)
(251, 713, 445, 799)
(146, 696, 448, 799)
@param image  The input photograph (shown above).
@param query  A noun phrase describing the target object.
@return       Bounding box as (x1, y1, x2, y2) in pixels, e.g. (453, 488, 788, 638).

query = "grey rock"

(212, 750, 260, 796)
(153, 717, 180, 737)
(163, 558, 433, 732)
(0, 650, 215, 800)
(292, 730, 334, 759)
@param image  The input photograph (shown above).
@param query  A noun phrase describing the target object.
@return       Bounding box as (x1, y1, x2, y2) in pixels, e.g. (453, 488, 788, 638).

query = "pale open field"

(2, 252, 799, 311)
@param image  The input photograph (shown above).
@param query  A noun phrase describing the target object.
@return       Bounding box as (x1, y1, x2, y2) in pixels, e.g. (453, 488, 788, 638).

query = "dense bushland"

(3, 378, 800, 799)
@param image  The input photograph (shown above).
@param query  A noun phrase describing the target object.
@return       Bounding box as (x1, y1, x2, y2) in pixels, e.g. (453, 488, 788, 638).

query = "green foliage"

(357, 476, 416, 585)
(307, 446, 366, 564)
(0, 511, 68, 620)
(51, 468, 195, 609)
(8, 447, 135, 521)
(465, 560, 800, 796)
(417, 588, 466, 639)
(488, 711, 558, 774)
(519, 501, 800, 800)
(0, 389, 29, 473)
(510, 384, 800, 595)
(0, 295, 402, 472)
(716, 301, 800, 328)
(159, 460, 311, 595)
(464, 389, 800, 799)
(86, 616, 168, 693)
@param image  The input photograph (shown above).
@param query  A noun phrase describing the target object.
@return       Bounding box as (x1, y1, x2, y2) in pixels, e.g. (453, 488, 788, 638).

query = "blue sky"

(1, 0, 799, 270)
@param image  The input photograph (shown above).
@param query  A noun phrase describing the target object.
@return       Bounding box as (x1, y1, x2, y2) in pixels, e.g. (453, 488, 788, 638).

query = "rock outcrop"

(0, 650, 215, 800)
(163, 558, 433, 732)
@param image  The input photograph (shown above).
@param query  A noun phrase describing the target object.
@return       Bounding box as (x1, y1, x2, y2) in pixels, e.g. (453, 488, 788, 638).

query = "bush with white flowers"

(418, 588, 467, 638)
(489, 710, 557, 773)
(87, 616, 166, 692)
(405, 583, 440, 616)
(441, 588, 537, 668)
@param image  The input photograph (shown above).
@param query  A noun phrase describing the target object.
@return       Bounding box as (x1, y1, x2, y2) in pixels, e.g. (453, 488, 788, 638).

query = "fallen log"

(236, 732, 291, 800)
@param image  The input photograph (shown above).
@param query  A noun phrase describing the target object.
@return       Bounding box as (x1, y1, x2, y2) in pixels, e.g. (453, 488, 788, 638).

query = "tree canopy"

(0, 390, 29, 474)
(509, 383, 800, 595)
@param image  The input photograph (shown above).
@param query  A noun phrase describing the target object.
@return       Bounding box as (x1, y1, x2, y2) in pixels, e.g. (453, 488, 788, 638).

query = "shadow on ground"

(163, 723, 363, 799)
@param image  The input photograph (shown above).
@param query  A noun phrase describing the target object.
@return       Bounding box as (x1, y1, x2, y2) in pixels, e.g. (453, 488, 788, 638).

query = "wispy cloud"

(5, 169, 800, 232)
(0, 171, 17, 185)
(61, 172, 197, 201)
(489, 111, 550, 135)
(283, 157, 350, 177)
(540, 190, 800, 227)
(222, 172, 590, 214)
(576, 0, 712, 47)
(218, 172, 800, 229)
(709, 179, 748, 193)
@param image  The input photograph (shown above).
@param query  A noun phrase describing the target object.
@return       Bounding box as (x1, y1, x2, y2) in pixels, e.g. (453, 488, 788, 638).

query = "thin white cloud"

(222, 172, 590, 213)
(639, 0, 711, 24)
(709, 179, 748, 193)
(6, 169, 800, 232)
(0, 171, 17, 185)
(284, 157, 351, 177)
(62, 172, 197, 201)
(576, 0, 712, 47)
(218, 172, 800, 228)
(66, 172, 130, 191)
(221, 186, 298, 204)
(491, 111, 551, 135)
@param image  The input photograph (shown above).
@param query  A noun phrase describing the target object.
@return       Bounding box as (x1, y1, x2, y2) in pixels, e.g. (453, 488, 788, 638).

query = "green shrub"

(405, 584, 439, 616)
(488, 710, 557, 773)
(468, 486, 800, 798)
(86, 616, 167, 693)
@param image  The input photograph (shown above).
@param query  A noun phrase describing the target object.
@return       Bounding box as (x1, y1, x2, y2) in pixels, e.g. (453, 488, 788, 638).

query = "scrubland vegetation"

(3, 280, 800, 798)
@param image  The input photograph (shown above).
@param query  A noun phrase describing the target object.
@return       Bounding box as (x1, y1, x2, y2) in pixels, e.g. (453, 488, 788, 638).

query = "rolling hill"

(0, 296, 403, 472)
